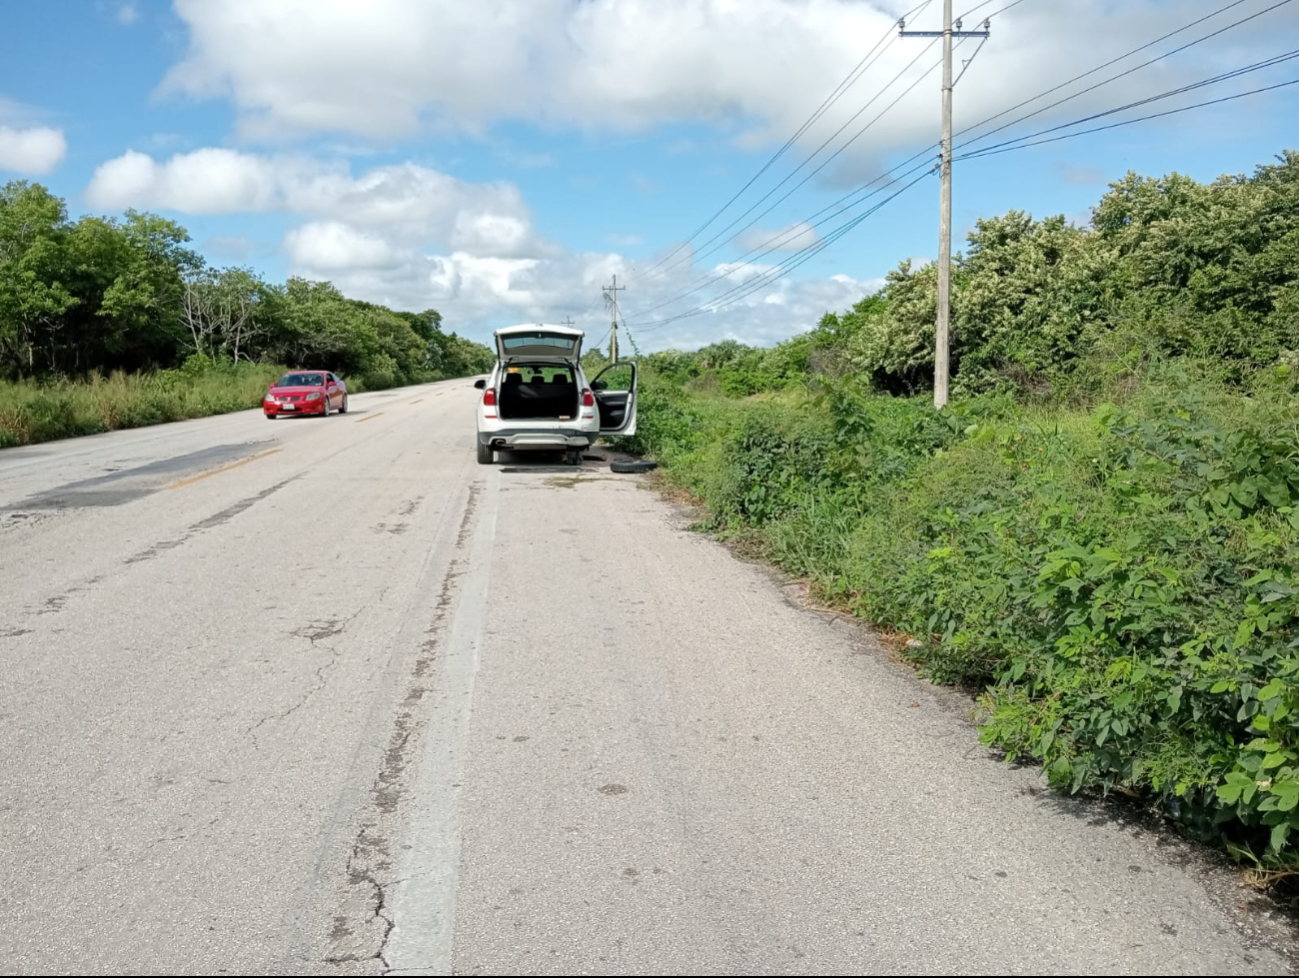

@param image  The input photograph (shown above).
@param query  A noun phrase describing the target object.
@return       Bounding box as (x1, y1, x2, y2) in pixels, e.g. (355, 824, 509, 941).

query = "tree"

(0, 182, 79, 375)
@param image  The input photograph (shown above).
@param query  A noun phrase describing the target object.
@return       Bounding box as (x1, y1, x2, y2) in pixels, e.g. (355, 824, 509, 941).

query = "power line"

(645, 36, 946, 284)
(629, 3, 1041, 316)
(956, 75, 1299, 162)
(634, 0, 937, 283)
(955, 0, 1296, 156)
(958, 48, 1299, 161)
(632, 44, 1298, 338)
(630, 155, 938, 323)
(632, 39, 963, 321)
(952, 0, 1266, 151)
(636, 167, 937, 333)
(663, 0, 1285, 312)
(625, 0, 1291, 340)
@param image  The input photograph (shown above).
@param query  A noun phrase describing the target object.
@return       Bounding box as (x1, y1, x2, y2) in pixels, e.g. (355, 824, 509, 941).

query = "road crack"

(326, 481, 483, 969)
(247, 610, 362, 747)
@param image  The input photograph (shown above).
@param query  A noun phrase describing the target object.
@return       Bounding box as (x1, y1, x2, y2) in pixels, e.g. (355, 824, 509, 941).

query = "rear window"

(502, 335, 573, 352)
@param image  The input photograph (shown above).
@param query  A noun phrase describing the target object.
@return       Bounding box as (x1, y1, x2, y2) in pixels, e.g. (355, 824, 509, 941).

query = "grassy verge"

(0, 362, 287, 448)
(617, 362, 1299, 878)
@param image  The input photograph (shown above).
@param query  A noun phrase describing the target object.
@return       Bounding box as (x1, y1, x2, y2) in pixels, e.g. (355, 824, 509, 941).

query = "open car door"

(591, 361, 637, 436)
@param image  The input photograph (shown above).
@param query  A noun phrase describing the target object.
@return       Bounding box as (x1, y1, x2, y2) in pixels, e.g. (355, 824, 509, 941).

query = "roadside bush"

(627, 362, 1299, 869)
(0, 361, 283, 447)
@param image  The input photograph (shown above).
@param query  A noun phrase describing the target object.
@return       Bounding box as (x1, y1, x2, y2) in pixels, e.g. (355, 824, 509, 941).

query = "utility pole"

(561, 316, 576, 328)
(603, 275, 626, 363)
(902, 3, 990, 409)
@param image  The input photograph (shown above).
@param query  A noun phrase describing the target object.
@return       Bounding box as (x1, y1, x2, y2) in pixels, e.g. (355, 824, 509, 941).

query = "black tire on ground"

(340, 394, 349, 414)
(477, 441, 494, 465)
(266, 413, 276, 421)
(321, 397, 332, 417)
(610, 459, 658, 474)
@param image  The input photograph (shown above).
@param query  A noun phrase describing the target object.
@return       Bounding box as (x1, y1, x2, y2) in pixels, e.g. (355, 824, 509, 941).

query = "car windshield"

(276, 373, 324, 387)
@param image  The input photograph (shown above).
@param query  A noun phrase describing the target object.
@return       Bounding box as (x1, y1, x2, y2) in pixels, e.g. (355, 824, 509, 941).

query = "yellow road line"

(357, 412, 385, 423)
(167, 448, 281, 490)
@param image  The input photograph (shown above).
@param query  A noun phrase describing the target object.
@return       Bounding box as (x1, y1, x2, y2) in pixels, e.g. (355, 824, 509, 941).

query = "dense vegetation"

(620, 151, 1299, 876)
(0, 180, 493, 447)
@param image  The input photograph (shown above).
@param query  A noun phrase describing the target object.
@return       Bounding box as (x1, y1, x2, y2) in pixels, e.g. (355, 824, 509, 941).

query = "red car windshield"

(276, 373, 325, 387)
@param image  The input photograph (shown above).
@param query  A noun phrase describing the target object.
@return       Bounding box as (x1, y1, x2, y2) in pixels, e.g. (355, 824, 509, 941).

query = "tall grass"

(0, 362, 285, 449)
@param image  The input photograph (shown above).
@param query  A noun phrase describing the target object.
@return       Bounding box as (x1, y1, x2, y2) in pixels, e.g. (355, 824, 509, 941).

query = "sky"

(1, 0, 1297, 352)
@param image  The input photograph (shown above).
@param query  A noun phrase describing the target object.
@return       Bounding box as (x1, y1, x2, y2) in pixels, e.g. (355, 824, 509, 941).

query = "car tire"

(477, 441, 494, 465)
(321, 397, 332, 417)
(266, 413, 276, 421)
(611, 459, 658, 474)
(340, 394, 349, 415)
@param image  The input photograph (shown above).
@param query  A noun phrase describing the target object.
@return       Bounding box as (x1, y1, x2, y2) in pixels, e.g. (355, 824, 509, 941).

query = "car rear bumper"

(479, 428, 593, 449)
(265, 401, 325, 416)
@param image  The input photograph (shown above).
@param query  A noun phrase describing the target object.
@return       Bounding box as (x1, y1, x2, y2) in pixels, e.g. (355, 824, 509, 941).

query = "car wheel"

(266, 413, 276, 421)
(611, 459, 658, 474)
(477, 441, 494, 465)
(321, 397, 331, 417)
(340, 394, 349, 415)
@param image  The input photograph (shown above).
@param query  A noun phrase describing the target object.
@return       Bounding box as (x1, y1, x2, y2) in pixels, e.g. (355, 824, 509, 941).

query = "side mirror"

(474, 379, 487, 390)
(591, 379, 609, 391)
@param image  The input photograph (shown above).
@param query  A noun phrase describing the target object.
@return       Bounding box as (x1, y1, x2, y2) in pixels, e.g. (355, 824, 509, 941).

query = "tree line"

(0, 181, 494, 387)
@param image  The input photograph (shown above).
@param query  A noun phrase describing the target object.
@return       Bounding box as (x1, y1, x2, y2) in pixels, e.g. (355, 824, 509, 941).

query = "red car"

(264, 371, 349, 419)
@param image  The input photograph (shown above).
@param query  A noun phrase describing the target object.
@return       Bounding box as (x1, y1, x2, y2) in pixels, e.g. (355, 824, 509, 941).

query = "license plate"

(281, 403, 295, 410)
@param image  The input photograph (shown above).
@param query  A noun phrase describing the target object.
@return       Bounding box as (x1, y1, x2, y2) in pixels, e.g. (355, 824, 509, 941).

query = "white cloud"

(86, 148, 283, 212)
(285, 222, 399, 271)
(157, 0, 1288, 165)
(0, 125, 68, 175)
(737, 221, 820, 253)
(116, 2, 141, 25)
(80, 145, 894, 348)
(85, 149, 534, 254)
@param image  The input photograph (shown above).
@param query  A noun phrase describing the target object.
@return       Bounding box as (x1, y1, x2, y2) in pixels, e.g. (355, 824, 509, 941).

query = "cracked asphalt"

(1, 379, 1294, 976)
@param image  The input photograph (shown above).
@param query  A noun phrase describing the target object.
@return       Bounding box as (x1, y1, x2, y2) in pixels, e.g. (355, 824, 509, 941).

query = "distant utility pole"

(562, 316, 576, 328)
(902, 2, 990, 409)
(603, 275, 626, 363)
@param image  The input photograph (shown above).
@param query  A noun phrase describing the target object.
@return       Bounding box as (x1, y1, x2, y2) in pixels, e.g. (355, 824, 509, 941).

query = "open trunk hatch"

(498, 364, 580, 421)
(495, 325, 583, 363)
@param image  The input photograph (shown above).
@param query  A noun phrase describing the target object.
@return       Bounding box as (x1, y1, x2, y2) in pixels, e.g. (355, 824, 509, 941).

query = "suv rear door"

(495, 326, 583, 364)
(591, 361, 638, 436)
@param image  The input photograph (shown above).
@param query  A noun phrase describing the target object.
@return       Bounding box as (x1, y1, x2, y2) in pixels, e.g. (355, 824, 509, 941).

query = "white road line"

(384, 468, 500, 975)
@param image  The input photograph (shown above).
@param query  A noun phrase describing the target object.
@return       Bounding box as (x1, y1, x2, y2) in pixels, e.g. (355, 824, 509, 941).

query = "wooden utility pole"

(603, 275, 626, 363)
(902, 3, 990, 409)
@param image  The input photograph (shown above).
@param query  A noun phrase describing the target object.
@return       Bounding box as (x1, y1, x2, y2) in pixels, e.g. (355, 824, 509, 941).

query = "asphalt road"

(0, 379, 1291, 976)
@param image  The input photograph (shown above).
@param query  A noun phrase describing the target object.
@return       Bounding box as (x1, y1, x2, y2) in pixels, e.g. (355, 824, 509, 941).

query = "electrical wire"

(956, 75, 1299, 162)
(638, 0, 1288, 320)
(644, 36, 945, 284)
(634, 0, 937, 282)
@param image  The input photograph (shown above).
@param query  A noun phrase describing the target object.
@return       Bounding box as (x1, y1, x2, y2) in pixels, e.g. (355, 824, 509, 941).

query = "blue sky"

(1, 0, 1297, 350)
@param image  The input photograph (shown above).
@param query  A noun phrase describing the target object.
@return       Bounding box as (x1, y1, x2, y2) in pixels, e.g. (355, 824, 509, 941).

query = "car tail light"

(582, 388, 595, 408)
(483, 387, 497, 407)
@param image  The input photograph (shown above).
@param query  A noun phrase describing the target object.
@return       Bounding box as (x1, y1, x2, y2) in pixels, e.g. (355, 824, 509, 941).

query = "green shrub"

(629, 362, 1299, 869)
